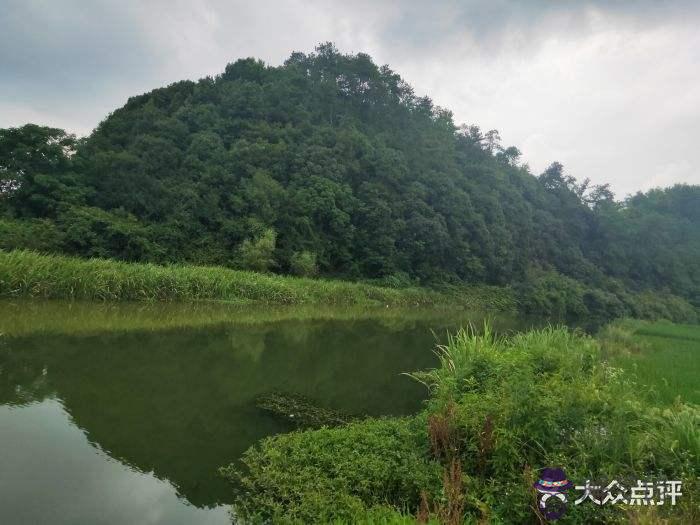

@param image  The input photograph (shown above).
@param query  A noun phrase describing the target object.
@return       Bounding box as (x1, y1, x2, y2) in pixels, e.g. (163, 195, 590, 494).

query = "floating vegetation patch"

(255, 392, 358, 428)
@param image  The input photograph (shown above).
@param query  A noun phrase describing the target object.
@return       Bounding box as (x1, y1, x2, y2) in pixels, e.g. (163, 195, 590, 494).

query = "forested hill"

(1, 44, 699, 315)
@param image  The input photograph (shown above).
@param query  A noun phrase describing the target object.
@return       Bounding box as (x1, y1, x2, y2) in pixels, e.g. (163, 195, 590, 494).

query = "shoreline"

(0, 249, 516, 309)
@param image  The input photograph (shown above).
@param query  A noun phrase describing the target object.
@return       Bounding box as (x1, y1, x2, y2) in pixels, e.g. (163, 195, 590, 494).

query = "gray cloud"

(1, 0, 698, 196)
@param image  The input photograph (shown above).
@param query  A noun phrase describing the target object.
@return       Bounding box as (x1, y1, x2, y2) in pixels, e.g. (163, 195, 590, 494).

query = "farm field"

(610, 320, 700, 405)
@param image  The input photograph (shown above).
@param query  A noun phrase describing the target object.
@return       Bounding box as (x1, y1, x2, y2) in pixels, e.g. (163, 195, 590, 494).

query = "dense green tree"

(0, 125, 85, 217)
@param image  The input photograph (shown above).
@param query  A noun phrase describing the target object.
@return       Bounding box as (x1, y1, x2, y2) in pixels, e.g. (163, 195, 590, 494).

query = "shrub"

(627, 291, 698, 324)
(0, 217, 63, 252)
(220, 417, 442, 523)
(376, 272, 414, 289)
(57, 206, 161, 261)
(238, 228, 277, 272)
(596, 319, 650, 359)
(289, 250, 318, 277)
(516, 270, 589, 318)
(516, 269, 698, 324)
(582, 287, 626, 319)
(412, 324, 698, 523)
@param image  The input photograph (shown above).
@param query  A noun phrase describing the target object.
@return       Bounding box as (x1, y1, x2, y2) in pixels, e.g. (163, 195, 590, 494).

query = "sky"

(1, 0, 699, 197)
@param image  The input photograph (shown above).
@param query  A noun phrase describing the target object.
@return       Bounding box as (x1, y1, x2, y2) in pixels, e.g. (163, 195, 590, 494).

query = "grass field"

(605, 320, 700, 405)
(0, 249, 515, 309)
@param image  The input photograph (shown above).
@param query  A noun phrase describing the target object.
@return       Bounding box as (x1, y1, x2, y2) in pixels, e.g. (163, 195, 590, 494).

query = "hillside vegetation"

(1, 43, 699, 317)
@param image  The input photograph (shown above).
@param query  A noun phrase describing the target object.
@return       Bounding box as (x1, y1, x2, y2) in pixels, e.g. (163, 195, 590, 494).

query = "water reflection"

(0, 400, 230, 525)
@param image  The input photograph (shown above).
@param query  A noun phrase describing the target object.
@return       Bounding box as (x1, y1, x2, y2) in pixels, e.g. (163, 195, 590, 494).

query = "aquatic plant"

(255, 392, 356, 428)
(222, 323, 699, 523)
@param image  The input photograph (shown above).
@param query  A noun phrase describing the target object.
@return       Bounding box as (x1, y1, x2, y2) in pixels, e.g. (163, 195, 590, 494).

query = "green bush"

(414, 325, 698, 523)
(239, 228, 277, 272)
(221, 417, 441, 523)
(57, 206, 161, 262)
(582, 287, 626, 319)
(516, 269, 589, 318)
(627, 291, 698, 324)
(517, 269, 698, 323)
(0, 217, 63, 252)
(289, 250, 318, 277)
(596, 319, 650, 359)
(373, 272, 414, 289)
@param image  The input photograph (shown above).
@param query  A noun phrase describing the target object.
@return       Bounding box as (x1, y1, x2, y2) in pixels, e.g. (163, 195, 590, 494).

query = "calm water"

(0, 300, 524, 524)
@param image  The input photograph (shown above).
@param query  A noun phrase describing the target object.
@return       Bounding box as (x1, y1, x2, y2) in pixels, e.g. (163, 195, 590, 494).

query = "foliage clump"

(255, 391, 355, 428)
(220, 417, 441, 523)
(239, 228, 277, 272)
(223, 324, 699, 523)
(516, 269, 698, 324)
(289, 250, 318, 277)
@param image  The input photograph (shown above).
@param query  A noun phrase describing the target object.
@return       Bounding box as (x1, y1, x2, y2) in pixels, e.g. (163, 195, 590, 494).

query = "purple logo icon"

(534, 467, 573, 521)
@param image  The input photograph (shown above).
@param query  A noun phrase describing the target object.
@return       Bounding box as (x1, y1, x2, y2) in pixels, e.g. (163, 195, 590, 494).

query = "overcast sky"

(2, 0, 699, 197)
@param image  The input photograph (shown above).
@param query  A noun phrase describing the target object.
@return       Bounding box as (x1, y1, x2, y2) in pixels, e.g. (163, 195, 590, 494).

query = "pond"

(0, 300, 528, 524)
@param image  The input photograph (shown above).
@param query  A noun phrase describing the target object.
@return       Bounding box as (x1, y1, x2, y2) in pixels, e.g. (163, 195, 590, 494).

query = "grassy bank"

(601, 319, 700, 405)
(0, 250, 515, 309)
(222, 323, 698, 523)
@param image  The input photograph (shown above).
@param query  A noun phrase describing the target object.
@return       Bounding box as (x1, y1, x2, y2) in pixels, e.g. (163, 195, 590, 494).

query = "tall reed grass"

(0, 249, 515, 308)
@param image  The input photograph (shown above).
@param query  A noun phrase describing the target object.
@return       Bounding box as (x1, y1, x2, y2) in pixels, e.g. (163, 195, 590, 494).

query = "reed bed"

(0, 250, 515, 308)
